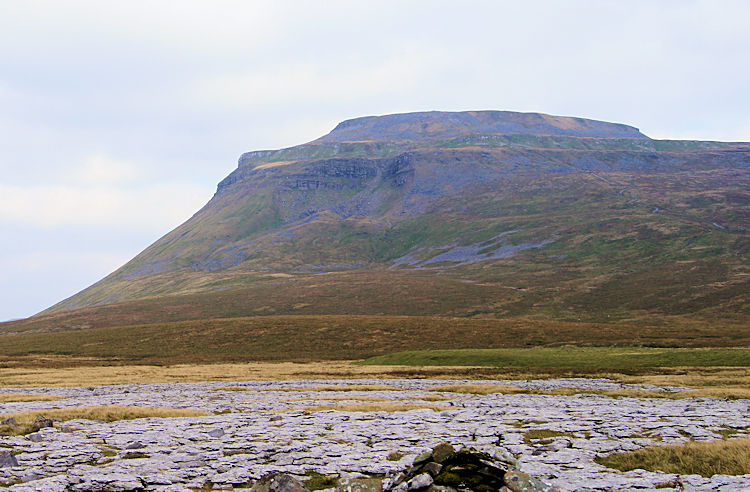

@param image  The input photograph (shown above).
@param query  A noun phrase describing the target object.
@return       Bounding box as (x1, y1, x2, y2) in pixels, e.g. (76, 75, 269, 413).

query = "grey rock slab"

(406, 473, 432, 490)
(0, 451, 19, 468)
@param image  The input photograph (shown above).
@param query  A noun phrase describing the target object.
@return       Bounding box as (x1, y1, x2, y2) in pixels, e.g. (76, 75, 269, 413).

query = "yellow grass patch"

(0, 405, 209, 435)
(293, 402, 447, 413)
(253, 160, 296, 170)
(413, 394, 455, 402)
(0, 362, 420, 388)
(524, 429, 575, 445)
(537, 388, 678, 399)
(283, 396, 390, 402)
(616, 367, 750, 389)
(0, 393, 63, 403)
(208, 386, 251, 392)
(273, 384, 403, 392)
(430, 384, 528, 395)
(596, 438, 750, 477)
(429, 384, 688, 399)
(680, 387, 750, 399)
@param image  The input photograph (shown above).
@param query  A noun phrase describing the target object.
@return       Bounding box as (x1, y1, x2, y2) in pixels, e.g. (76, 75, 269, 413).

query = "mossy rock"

(434, 471, 462, 487)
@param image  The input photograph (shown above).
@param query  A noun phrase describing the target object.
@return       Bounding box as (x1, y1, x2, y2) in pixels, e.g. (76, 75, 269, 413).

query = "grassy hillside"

(1, 111, 747, 358)
(29, 165, 748, 323)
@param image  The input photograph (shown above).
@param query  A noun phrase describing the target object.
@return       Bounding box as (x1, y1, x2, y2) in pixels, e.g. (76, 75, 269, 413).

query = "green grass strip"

(358, 347, 750, 369)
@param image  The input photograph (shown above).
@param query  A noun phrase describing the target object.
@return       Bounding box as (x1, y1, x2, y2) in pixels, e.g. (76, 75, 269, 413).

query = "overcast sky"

(1, 0, 749, 321)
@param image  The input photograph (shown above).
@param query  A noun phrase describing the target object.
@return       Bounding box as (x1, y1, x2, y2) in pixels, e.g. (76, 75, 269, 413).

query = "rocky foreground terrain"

(1, 378, 750, 491)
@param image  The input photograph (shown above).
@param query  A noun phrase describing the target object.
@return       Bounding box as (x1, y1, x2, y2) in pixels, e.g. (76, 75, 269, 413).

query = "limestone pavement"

(1, 378, 749, 491)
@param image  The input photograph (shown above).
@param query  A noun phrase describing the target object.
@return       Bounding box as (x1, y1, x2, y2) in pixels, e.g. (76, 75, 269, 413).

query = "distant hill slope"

(4, 110, 748, 336)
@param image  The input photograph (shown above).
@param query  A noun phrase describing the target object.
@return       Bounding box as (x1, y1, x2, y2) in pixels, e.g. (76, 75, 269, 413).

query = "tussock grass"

(524, 429, 575, 445)
(596, 438, 750, 477)
(208, 386, 251, 392)
(283, 396, 390, 402)
(0, 405, 209, 435)
(0, 393, 63, 403)
(429, 384, 704, 400)
(0, 362, 418, 388)
(273, 384, 402, 392)
(414, 394, 455, 402)
(430, 384, 528, 395)
(2, 357, 750, 393)
(680, 387, 750, 399)
(293, 403, 448, 413)
(535, 387, 682, 399)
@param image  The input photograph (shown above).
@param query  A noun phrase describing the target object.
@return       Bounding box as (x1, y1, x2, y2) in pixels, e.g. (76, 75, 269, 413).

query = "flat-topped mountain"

(4, 110, 748, 338)
(316, 110, 648, 141)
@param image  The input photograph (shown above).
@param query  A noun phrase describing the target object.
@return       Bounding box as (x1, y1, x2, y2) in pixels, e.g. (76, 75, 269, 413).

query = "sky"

(1, 0, 749, 321)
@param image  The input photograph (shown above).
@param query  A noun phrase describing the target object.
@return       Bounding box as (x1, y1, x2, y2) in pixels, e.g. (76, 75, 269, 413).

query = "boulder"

(208, 428, 225, 438)
(336, 477, 383, 492)
(28, 415, 54, 433)
(0, 450, 18, 468)
(431, 443, 455, 463)
(504, 471, 558, 492)
(251, 472, 310, 492)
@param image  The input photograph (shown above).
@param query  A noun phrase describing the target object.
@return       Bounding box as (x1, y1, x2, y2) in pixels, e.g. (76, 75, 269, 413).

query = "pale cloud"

(0, 182, 213, 231)
(184, 47, 449, 110)
(64, 155, 139, 186)
(0, 250, 131, 276)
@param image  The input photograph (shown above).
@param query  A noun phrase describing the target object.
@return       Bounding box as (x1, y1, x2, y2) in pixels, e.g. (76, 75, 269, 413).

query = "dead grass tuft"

(0, 405, 209, 435)
(208, 386, 251, 392)
(413, 394, 455, 402)
(274, 384, 403, 392)
(0, 363, 422, 388)
(430, 384, 528, 395)
(293, 402, 448, 413)
(596, 438, 750, 477)
(524, 429, 575, 445)
(0, 393, 63, 403)
(283, 396, 390, 403)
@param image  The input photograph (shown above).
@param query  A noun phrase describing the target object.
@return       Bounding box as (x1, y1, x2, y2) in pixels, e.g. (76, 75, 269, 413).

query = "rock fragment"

(208, 428, 225, 437)
(28, 416, 54, 433)
(406, 473, 433, 490)
(504, 471, 557, 492)
(431, 443, 455, 463)
(251, 472, 310, 492)
(0, 450, 19, 468)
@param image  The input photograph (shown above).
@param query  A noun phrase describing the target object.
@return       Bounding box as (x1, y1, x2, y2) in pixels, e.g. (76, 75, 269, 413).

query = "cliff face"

(41, 110, 749, 322)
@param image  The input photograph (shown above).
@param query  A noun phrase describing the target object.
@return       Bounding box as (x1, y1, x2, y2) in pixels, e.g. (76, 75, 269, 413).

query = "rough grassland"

(596, 438, 750, 477)
(1, 316, 748, 368)
(360, 347, 750, 369)
(0, 393, 63, 402)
